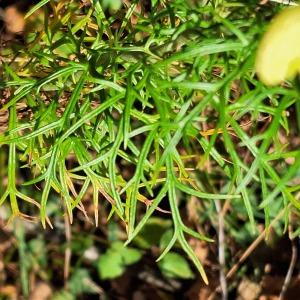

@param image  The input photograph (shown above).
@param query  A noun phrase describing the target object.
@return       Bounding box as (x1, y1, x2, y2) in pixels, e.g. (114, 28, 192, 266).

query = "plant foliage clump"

(1, 0, 299, 283)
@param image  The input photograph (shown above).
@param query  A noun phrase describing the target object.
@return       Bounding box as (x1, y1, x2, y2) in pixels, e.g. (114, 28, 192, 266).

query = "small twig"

(14, 220, 29, 298)
(262, 0, 298, 5)
(215, 200, 227, 300)
(83, 277, 104, 296)
(208, 206, 287, 300)
(0, 8, 5, 19)
(279, 224, 297, 300)
(64, 203, 72, 288)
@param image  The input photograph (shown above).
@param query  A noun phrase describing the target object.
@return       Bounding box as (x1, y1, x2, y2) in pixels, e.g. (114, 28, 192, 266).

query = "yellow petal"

(255, 6, 300, 86)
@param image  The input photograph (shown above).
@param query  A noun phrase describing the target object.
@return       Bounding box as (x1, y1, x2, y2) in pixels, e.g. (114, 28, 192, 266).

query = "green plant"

(1, 0, 299, 285)
(158, 251, 194, 279)
(97, 241, 142, 279)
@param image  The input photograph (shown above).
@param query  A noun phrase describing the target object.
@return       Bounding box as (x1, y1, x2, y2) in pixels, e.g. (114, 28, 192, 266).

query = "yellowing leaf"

(255, 7, 300, 86)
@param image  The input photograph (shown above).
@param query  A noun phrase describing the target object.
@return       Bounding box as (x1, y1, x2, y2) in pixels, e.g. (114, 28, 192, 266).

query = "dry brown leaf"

(237, 278, 261, 300)
(259, 296, 279, 300)
(185, 278, 214, 300)
(0, 285, 18, 300)
(189, 239, 209, 265)
(29, 282, 52, 300)
(4, 6, 25, 34)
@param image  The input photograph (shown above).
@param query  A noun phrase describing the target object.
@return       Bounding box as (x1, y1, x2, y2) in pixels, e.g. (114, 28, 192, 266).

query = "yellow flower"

(255, 6, 300, 86)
